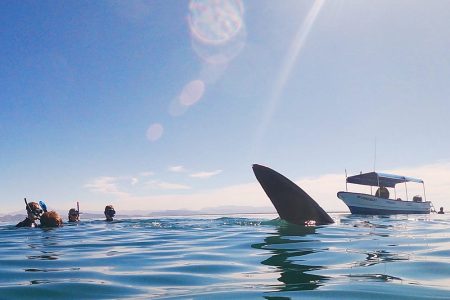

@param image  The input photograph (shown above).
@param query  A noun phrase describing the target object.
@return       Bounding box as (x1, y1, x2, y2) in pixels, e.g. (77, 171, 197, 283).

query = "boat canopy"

(346, 172, 423, 188)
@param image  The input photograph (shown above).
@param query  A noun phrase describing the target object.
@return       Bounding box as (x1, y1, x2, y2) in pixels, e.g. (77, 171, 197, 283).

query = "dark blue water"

(0, 213, 449, 299)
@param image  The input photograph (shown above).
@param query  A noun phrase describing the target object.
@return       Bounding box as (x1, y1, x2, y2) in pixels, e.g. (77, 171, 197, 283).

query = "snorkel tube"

(24, 198, 31, 211)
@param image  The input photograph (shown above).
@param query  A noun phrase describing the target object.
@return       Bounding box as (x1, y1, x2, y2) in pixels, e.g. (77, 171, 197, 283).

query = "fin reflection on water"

(252, 223, 329, 293)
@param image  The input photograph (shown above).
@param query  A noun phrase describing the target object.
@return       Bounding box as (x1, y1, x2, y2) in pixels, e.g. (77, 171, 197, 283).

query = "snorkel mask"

(29, 206, 43, 217)
(68, 202, 81, 222)
(105, 208, 116, 217)
(104, 204, 116, 220)
(24, 198, 44, 219)
(68, 208, 79, 221)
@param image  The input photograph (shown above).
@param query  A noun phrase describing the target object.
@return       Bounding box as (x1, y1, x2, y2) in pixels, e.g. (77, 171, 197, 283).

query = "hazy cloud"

(190, 169, 223, 179)
(145, 180, 191, 190)
(84, 176, 130, 198)
(139, 171, 155, 177)
(168, 165, 187, 173)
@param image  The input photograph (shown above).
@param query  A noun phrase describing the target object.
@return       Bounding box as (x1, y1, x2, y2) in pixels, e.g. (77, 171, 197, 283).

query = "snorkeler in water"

(68, 208, 79, 222)
(16, 199, 43, 228)
(40, 211, 63, 227)
(104, 205, 115, 221)
(438, 207, 445, 214)
(68, 202, 80, 222)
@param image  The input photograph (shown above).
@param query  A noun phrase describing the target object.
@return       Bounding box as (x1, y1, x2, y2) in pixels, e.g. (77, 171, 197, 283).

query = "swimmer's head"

(26, 202, 43, 220)
(104, 205, 115, 221)
(68, 208, 79, 222)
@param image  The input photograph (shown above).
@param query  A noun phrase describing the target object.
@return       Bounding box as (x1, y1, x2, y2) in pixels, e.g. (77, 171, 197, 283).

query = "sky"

(2, 0, 450, 215)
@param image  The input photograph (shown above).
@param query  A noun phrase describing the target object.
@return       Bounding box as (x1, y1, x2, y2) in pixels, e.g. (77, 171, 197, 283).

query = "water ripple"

(0, 213, 449, 299)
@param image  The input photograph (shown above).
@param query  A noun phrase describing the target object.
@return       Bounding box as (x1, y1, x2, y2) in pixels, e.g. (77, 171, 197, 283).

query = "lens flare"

(179, 80, 205, 106)
(188, 0, 244, 45)
(188, 0, 246, 64)
(191, 30, 246, 65)
(146, 123, 164, 142)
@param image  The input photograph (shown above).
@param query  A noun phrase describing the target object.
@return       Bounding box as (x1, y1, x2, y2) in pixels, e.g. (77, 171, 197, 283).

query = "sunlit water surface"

(0, 213, 449, 299)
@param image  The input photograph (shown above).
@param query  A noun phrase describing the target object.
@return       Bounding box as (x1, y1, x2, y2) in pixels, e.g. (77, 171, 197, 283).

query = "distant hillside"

(0, 214, 24, 223)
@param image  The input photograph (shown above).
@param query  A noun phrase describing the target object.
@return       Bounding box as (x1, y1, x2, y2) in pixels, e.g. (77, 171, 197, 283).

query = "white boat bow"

(337, 191, 431, 214)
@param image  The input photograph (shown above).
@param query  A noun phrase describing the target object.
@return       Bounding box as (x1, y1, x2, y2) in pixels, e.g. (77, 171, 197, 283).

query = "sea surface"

(0, 213, 449, 299)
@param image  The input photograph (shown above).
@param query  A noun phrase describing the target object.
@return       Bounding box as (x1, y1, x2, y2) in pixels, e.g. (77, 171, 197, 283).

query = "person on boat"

(104, 205, 116, 221)
(40, 211, 63, 227)
(413, 195, 423, 202)
(68, 208, 80, 222)
(438, 207, 445, 214)
(16, 201, 43, 228)
(375, 186, 389, 199)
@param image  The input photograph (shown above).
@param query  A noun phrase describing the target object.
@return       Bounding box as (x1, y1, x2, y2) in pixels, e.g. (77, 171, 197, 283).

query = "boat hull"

(337, 192, 431, 215)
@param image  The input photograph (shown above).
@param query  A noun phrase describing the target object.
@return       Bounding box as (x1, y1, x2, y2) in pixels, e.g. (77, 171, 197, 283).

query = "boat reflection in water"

(252, 220, 329, 293)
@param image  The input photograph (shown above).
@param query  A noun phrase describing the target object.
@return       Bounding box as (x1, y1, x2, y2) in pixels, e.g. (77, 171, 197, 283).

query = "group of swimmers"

(14, 198, 445, 228)
(15, 200, 116, 228)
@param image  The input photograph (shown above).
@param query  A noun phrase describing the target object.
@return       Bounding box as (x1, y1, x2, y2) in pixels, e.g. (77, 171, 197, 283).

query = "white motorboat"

(337, 172, 432, 214)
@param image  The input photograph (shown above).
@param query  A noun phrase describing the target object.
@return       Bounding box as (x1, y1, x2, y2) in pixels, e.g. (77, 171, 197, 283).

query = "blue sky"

(2, 0, 450, 214)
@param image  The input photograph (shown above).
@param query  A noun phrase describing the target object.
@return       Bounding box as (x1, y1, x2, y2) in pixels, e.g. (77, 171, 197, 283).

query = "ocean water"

(0, 213, 449, 299)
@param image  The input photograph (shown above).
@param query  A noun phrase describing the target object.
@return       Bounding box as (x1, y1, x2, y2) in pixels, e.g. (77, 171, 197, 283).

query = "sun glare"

(254, 0, 326, 152)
